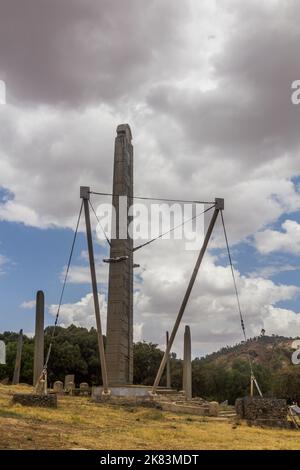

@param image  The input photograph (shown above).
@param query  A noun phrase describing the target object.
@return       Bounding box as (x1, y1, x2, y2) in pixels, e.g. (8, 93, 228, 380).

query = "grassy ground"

(0, 384, 299, 450)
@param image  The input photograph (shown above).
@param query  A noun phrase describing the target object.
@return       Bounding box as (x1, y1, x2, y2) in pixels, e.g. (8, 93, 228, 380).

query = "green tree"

(273, 369, 300, 403)
(133, 341, 164, 385)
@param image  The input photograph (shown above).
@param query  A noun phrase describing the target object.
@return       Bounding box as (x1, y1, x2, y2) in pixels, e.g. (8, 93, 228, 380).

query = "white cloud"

(255, 220, 300, 255)
(23, 331, 34, 338)
(0, 104, 118, 229)
(0, 0, 299, 242)
(263, 306, 300, 335)
(49, 292, 143, 343)
(248, 264, 300, 279)
(49, 293, 106, 330)
(20, 299, 36, 309)
(0, 254, 8, 275)
(133, 323, 143, 343)
(132, 240, 300, 356)
(61, 261, 109, 285)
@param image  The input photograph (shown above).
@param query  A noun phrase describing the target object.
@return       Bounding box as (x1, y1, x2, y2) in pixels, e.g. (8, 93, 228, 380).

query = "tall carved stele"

(106, 124, 133, 385)
(33, 290, 44, 386)
(12, 329, 23, 385)
(166, 331, 171, 388)
(183, 325, 192, 400)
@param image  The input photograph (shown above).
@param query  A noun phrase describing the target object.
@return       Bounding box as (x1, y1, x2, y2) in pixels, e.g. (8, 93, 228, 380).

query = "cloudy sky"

(0, 0, 300, 358)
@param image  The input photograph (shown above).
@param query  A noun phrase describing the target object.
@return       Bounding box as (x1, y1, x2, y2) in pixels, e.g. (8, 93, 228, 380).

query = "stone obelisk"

(33, 290, 44, 386)
(183, 325, 192, 400)
(106, 124, 133, 385)
(166, 331, 171, 388)
(12, 329, 23, 385)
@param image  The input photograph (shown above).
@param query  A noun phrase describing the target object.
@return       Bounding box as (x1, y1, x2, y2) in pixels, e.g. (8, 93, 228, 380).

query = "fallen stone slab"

(160, 401, 219, 417)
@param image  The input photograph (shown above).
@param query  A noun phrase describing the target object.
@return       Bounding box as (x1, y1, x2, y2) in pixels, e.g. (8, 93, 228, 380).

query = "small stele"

(65, 381, 75, 395)
(53, 380, 64, 394)
(79, 382, 90, 396)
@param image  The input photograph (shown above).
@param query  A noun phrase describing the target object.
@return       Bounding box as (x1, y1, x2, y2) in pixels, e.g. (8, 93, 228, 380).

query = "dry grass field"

(0, 384, 299, 450)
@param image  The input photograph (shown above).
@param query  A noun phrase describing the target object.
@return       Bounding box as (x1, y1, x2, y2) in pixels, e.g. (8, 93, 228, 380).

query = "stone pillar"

(12, 329, 23, 385)
(166, 331, 171, 388)
(183, 325, 192, 400)
(79, 382, 90, 395)
(64, 374, 75, 389)
(33, 290, 44, 386)
(106, 124, 133, 385)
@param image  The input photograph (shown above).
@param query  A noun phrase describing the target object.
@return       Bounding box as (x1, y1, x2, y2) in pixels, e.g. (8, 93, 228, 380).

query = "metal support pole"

(80, 186, 109, 394)
(250, 375, 254, 397)
(253, 375, 263, 397)
(44, 369, 48, 395)
(151, 198, 224, 394)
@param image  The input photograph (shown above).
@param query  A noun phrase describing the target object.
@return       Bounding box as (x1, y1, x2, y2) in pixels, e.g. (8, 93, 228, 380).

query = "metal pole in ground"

(81, 186, 109, 394)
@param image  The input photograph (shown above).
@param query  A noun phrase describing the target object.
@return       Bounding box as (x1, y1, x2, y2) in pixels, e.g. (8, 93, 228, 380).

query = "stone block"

(79, 382, 90, 395)
(208, 401, 219, 417)
(12, 393, 57, 408)
(235, 397, 288, 427)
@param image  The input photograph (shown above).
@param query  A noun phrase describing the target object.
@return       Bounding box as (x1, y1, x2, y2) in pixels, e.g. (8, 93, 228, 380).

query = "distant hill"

(189, 335, 300, 404)
(200, 335, 298, 372)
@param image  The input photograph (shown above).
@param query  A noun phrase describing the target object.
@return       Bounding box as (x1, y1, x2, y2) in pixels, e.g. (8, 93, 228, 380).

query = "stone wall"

(92, 385, 151, 399)
(235, 397, 288, 427)
(12, 393, 57, 408)
(92, 387, 219, 416)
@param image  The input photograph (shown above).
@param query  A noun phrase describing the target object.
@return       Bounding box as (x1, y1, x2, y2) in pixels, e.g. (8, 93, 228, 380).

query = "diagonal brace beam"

(151, 198, 224, 394)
